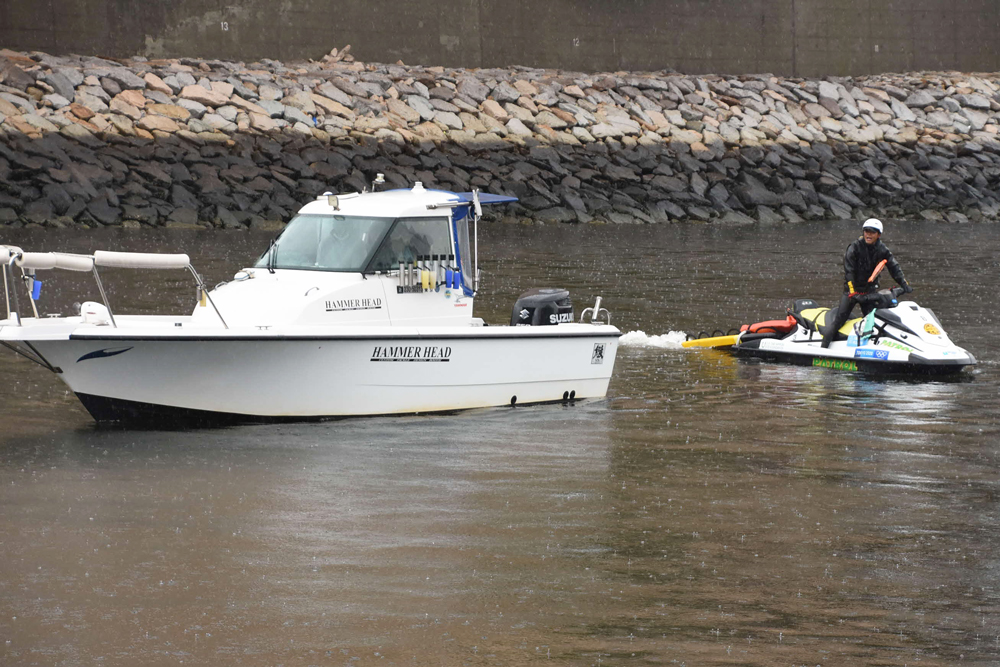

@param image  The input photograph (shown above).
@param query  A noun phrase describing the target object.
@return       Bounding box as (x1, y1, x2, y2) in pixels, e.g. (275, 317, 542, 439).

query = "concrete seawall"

(2, 0, 1000, 77)
(1, 49, 999, 230)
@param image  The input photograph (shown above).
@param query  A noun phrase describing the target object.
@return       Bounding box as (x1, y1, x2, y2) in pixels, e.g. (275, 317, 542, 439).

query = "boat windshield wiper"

(267, 239, 277, 274)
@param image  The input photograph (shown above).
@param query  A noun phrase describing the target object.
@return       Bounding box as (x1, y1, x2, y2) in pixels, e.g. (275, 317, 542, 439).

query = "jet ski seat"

(789, 303, 862, 339)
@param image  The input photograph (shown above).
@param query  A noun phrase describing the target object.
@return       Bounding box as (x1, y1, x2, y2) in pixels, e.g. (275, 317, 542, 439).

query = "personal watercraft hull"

(732, 336, 974, 376)
(689, 296, 975, 377)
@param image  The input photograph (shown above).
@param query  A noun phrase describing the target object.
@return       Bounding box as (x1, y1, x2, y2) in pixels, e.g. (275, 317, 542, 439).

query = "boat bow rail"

(2, 246, 227, 329)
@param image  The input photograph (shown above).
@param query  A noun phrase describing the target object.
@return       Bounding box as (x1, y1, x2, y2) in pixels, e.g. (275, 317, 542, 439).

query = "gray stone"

(689, 172, 708, 198)
(817, 96, 844, 118)
(589, 122, 624, 138)
(707, 182, 730, 207)
(89, 67, 146, 90)
(100, 77, 121, 96)
(177, 98, 208, 119)
(457, 77, 489, 103)
(1, 93, 36, 113)
(735, 173, 780, 207)
(534, 110, 567, 129)
(161, 75, 182, 94)
(889, 98, 916, 122)
(282, 90, 316, 114)
(331, 77, 369, 98)
(687, 206, 712, 221)
(176, 72, 197, 88)
(823, 197, 852, 220)
(650, 175, 686, 193)
(818, 81, 840, 101)
(53, 67, 84, 88)
(428, 86, 455, 101)
(86, 198, 121, 225)
(434, 111, 463, 129)
(42, 183, 73, 214)
(41, 72, 76, 99)
(216, 105, 239, 122)
(406, 95, 436, 121)
(604, 164, 640, 182)
(505, 118, 533, 137)
(316, 82, 354, 107)
(282, 106, 313, 126)
(188, 115, 230, 133)
(649, 200, 683, 220)
(22, 200, 54, 224)
(21, 114, 58, 132)
(74, 91, 108, 113)
(954, 93, 991, 110)
(227, 77, 257, 100)
(905, 90, 936, 108)
(145, 90, 173, 105)
(535, 206, 576, 223)
(429, 98, 460, 113)
(756, 205, 785, 224)
(356, 81, 385, 97)
(779, 205, 804, 223)
(257, 99, 284, 118)
(168, 207, 200, 226)
(939, 97, 962, 113)
(59, 123, 103, 147)
(258, 83, 283, 101)
(42, 93, 71, 109)
(492, 81, 521, 103)
(215, 206, 242, 229)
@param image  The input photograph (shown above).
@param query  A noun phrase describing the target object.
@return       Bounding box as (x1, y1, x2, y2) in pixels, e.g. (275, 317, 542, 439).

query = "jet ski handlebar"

(854, 286, 905, 307)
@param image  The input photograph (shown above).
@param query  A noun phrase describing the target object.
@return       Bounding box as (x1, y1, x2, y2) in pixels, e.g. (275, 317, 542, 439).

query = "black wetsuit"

(821, 237, 908, 347)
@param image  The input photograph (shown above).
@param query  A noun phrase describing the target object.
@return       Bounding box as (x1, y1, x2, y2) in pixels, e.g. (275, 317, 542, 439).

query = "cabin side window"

(366, 216, 452, 272)
(255, 214, 394, 272)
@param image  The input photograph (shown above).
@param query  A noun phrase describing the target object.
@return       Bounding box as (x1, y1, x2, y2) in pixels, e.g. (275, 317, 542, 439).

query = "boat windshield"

(256, 214, 394, 272)
(366, 216, 452, 272)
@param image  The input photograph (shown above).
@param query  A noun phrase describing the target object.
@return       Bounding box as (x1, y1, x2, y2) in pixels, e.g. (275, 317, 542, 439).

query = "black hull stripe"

(75, 392, 591, 428)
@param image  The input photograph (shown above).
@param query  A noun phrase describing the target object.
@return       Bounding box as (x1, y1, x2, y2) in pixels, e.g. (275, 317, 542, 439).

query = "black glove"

(901, 281, 913, 294)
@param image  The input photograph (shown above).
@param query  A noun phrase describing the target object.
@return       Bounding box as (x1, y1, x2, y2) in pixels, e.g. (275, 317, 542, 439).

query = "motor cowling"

(510, 288, 573, 326)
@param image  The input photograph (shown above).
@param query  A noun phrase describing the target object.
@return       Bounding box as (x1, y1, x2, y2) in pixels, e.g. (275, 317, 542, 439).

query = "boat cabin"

(200, 184, 516, 329)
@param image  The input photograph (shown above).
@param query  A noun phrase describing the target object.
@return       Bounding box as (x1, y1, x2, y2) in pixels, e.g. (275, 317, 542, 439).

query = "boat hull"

(21, 325, 620, 424)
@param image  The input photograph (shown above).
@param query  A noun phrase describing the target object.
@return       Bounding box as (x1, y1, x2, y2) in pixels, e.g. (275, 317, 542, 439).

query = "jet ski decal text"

(879, 339, 914, 353)
(77, 346, 134, 362)
(812, 358, 857, 371)
(371, 345, 452, 362)
(326, 298, 382, 312)
(854, 349, 890, 360)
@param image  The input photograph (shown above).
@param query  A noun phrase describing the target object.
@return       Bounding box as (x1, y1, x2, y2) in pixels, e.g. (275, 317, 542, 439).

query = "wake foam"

(619, 330, 688, 349)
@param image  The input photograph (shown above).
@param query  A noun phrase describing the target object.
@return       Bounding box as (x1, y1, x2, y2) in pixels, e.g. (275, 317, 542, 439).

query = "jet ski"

(684, 287, 976, 375)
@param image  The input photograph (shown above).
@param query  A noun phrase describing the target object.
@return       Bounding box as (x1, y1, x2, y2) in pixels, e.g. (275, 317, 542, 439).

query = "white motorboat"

(1, 184, 621, 425)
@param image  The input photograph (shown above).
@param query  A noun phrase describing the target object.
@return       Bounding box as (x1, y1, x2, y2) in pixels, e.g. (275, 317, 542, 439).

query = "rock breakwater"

(2, 48, 1000, 229)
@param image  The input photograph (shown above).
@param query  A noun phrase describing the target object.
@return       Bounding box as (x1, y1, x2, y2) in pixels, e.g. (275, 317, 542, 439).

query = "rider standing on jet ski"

(821, 218, 912, 348)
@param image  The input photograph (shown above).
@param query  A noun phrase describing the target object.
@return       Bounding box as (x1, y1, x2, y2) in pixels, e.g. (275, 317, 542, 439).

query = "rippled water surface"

(1, 221, 998, 665)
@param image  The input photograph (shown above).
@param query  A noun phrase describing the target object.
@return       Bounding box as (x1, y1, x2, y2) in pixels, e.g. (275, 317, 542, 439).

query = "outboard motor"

(511, 288, 574, 326)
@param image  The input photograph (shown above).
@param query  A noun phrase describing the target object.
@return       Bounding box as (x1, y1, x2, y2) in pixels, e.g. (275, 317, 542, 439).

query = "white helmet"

(862, 218, 883, 233)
